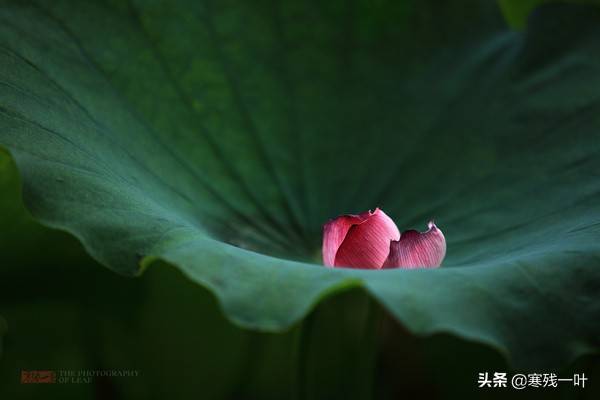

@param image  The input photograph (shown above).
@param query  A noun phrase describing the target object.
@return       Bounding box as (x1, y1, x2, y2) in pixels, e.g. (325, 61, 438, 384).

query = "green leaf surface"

(2, 151, 598, 400)
(0, 0, 599, 370)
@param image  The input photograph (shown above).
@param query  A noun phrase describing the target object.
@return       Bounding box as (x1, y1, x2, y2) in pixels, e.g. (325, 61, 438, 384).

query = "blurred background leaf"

(499, 0, 600, 28)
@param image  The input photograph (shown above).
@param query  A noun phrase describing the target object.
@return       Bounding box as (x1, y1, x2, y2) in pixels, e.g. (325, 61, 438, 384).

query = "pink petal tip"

(383, 220, 446, 269)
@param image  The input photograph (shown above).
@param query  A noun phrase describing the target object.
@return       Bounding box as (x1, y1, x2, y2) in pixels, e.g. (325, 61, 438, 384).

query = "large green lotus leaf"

(4, 153, 596, 400)
(0, 0, 599, 370)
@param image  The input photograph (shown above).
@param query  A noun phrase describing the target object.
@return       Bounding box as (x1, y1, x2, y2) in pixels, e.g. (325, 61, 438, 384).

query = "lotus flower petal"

(332, 209, 400, 269)
(322, 212, 369, 267)
(383, 221, 446, 269)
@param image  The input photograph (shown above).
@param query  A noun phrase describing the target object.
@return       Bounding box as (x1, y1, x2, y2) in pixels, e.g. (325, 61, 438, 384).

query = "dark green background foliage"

(1, 0, 599, 398)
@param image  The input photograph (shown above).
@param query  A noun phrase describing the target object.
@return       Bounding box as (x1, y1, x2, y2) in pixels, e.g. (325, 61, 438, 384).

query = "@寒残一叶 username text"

(478, 372, 587, 390)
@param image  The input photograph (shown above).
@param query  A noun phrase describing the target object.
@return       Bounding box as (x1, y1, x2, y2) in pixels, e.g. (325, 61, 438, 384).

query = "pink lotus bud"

(383, 221, 446, 269)
(322, 210, 446, 269)
(322, 208, 400, 269)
